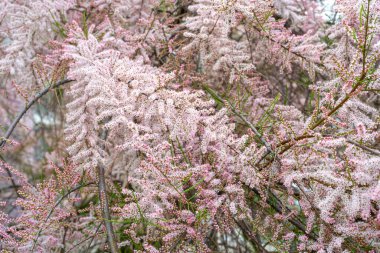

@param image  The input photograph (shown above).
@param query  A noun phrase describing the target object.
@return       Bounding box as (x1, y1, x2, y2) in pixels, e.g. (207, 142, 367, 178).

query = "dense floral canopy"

(0, 0, 379, 252)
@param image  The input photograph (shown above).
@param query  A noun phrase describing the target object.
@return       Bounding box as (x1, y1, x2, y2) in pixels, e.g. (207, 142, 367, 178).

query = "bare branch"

(347, 140, 380, 156)
(97, 164, 119, 253)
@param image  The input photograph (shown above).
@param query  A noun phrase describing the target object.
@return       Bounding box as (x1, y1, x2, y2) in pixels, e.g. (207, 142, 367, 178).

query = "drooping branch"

(0, 79, 73, 194)
(0, 79, 73, 149)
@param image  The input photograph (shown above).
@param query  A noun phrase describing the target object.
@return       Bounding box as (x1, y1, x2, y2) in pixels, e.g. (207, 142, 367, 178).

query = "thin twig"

(0, 79, 73, 197)
(0, 155, 20, 197)
(347, 140, 380, 156)
(0, 79, 73, 149)
(250, 187, 318, 241)
(85, 224, 103, 253)
(65, 223, 102, 253)
(266, 1, 374, 162)
(234, 218, 269, 253)
(204, 87, 274, 155)
(31, 182, 94, 252)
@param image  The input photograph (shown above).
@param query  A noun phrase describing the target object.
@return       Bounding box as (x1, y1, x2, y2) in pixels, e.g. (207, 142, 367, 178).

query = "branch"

(65, 223, 102, 253)
(0, 79, 73, 196)
(0, 79, 73, 149)
(268, 1, 374, 159)
(257, 188, 318, 241)
(347, 140, 380, 156)
(203, 86, 275, 155)
(277, 47, 371, 155)
(31, 182, 94, 252)
(85, 224, 103, 253)
(246, 14, 327, 73)
(0, 155, 20, 197)
(234, 218, 270, 253)
(97, 164, 119, 253)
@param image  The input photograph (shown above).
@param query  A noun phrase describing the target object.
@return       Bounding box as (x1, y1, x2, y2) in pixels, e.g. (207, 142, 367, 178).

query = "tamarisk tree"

(0, 0, 379, 252)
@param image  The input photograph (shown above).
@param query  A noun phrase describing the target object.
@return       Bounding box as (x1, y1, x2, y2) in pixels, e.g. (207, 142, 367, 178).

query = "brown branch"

(0, 155, 20, 197)
(0, 79, 73, 197)
(0, 79, 73, 149)
(269, 1, 374, 158)
(97, 164, 119, 253)
(347, 140, 380, 156)
(234, 218, 270, 253)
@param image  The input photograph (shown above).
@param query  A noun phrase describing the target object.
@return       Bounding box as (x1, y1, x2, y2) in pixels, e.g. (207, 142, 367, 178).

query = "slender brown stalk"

(0, 79, 73, 149)
(97, 164, 119, 253)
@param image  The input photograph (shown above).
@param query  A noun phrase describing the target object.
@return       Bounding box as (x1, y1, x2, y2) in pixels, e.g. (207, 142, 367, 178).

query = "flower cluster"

(0, 0, 379, 252)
